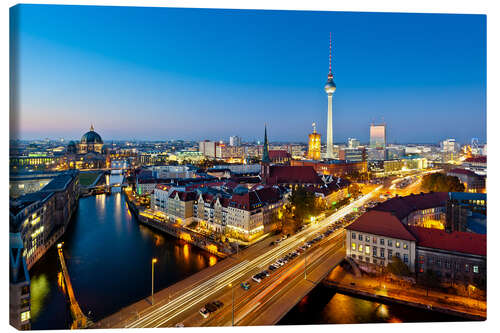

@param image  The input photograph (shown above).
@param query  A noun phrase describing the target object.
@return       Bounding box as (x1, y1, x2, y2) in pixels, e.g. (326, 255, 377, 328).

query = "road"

(113, 186, 382, 328)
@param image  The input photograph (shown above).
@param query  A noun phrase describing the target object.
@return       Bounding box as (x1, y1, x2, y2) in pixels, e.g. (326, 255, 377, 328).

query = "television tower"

(324, 32, 336, 159)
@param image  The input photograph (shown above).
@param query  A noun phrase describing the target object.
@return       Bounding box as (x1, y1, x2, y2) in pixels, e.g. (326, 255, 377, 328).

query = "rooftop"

(371, 192, 449, 220)
(464, 156, 487, 164)
(346, 210, 417, 241)
(408, 226, 486, 256)
(267, 165, 323, 185)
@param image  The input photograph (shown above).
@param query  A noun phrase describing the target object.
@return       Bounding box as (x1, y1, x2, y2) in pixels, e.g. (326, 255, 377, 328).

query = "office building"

(348, 138, 360, 148)
(370, 123, 387, 148)
(229, 136, 241, 146)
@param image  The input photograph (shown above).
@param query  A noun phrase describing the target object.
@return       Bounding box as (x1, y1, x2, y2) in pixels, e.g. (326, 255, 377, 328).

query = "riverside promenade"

(324, 266, 486, 321)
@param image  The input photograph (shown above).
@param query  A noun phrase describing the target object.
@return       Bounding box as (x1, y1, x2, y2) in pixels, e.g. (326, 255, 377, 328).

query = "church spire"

(262, 124, 270, 164)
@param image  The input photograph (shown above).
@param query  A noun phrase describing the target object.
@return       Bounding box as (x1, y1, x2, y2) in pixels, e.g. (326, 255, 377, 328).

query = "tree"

(421, 173, 465, 193)
(289, 186, 318, 225)
(386, 257, 411, 277)
(420, 269, 441, 296)
(348, 183, 362, 198)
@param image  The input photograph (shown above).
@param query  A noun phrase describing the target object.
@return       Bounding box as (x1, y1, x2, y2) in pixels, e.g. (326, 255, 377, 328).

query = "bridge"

(57, 244, 92, 329)
(95, 187, 382, 328)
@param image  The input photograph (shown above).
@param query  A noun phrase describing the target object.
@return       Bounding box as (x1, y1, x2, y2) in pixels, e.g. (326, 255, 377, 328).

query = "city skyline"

(10, 5, 486, 143)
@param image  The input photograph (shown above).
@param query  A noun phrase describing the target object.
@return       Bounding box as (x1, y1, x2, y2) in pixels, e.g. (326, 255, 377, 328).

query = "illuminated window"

(365, 236, 370, 242)
(473, 266, 479, 274)
(403, 243, 408, 249)
(358, 244, 363, 253)
(395, 241, 400, 248)
(373, 237, 377, 244)
(365, 245, 370, 255)
(21, 311, 30, 322)
(351, 243, 356, 251)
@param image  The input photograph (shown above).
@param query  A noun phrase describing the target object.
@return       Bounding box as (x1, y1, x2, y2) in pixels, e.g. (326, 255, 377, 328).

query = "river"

(278, 284, 466, 325)
(29, 189, 218, 330)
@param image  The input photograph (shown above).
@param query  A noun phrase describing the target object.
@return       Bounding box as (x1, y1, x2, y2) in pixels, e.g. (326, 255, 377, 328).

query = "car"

(270, 241, 275, 246)
(241, 282, 251, 290)
(214, 300, 224, 309)
(199, 307, 210, 318)
(205, 302, 219, 313)
(252, 275, 262, 283)
(175, 323, 184, 328)
(269, 264, 277, 271)
(263, 270, 270, 277)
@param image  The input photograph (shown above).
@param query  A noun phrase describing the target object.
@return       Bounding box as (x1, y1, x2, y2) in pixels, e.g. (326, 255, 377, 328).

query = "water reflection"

(57, 271, 66, 295)
(279, 284, 466, 325)
(30, 274, 50, 321)
(183, 244, 190, 261)
(96, 194, 106, 215)
(30, 194, 216, 330)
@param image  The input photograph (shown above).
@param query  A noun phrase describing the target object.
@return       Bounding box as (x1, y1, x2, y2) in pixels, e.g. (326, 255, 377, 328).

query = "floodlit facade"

(307, 123, 321, 160)
(370, 123, 387, 148)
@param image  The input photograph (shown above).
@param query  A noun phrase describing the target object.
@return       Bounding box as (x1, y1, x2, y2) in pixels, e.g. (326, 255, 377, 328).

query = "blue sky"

(10, 5, 486, 144)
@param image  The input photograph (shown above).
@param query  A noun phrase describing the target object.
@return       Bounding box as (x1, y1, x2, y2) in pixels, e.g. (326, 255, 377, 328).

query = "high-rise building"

(441, 139, 460, 153)
(229, 136, 241, 146)
(338, 147, 364, 162)
(347, 138, 360, 148)
(370, 123, 386, 148)
(324, 33, 336, 159)
(307, 122, 321, 160)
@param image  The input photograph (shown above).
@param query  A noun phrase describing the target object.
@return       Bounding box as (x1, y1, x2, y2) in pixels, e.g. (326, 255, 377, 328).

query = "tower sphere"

(324, 79, 336, 94)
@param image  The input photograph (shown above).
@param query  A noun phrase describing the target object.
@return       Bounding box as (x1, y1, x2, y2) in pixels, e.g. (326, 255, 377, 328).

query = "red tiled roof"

(346, 210, 417, 241)
(408, 226, 486, 256)
(465, 156, 486, 164)
(169, 190, 197, 201)
(229, 187, 283, 210)
(269, 150, 291, 159)
(268, 165, 322, 185)
(155, 184, 172, 191)
(372, 192, 449, 220)
(448, 168, 477, 177)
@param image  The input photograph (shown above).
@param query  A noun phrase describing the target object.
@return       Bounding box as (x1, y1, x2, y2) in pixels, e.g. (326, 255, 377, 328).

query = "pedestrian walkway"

(324, 266, 486, 320)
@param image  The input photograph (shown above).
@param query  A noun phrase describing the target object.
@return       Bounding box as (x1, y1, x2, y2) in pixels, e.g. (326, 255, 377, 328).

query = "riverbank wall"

(323, 267, 486, 321)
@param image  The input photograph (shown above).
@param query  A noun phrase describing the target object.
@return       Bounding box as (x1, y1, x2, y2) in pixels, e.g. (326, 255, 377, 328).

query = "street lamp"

(228, 283, 234, 326)
(151, 258, 158, 305)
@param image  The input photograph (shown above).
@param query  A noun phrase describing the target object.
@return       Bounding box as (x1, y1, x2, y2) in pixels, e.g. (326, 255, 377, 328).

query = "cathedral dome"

(81, 125, 103, 144)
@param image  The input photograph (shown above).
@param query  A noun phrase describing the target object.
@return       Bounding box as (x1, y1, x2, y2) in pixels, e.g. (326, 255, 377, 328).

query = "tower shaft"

(326, 94, 334, 158)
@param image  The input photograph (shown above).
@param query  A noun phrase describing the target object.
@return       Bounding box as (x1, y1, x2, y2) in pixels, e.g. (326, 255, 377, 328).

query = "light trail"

(121, 186, 382, 328)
